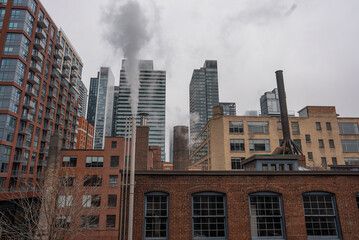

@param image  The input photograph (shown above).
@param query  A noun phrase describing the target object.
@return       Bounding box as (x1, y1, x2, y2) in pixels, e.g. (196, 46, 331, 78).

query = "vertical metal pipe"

(128, 116, 136, 240)
(275, 70, 291, 141)
(119, 117, 128, 240)
(123, 117, 131, 239)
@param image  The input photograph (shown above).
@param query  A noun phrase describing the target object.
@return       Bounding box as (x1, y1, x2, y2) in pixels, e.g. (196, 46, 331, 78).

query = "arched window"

(302, 192, 341, 239)
(248, 192, 285, 239)
(144, 192, 169, 239)
(191, 192, 227, 239)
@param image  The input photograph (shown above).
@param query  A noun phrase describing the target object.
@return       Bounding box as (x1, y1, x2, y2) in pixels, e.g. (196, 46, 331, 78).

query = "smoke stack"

(173, 126, 189, 170)
(275, 70, 291, 141)
(139, 113, 149, 126)
(273, 70, 303, 156)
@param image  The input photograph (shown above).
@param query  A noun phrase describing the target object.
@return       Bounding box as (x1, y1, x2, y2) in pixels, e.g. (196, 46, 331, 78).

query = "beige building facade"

(190, 106, 359, 170)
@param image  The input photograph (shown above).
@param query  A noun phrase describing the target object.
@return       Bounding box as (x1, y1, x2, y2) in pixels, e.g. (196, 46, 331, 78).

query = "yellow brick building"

(190, 106, 359, 170)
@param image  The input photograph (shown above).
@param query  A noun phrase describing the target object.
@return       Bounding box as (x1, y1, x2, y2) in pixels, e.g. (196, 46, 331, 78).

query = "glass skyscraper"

(115, 60, 166, 161)
(189, 60, 219, 146)
(86, 74, 99, 126)
(92, 67, 114, 149)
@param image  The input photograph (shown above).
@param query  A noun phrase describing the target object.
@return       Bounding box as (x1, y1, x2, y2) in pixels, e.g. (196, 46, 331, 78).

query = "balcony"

(41, 135, 51, 142)
(49, 79, 58, 89)
(35, 27, 46, 39)
(53, 49, 63, 59)
(13, 155, 27, 164)
(31, 49, 43, 62)
(55, 40, 64, 50)
(71, 63, 78, 70)
(60, 78, 69, 88)
(23, 99, 35, 109)
(52, 58, 61, 69)
(39, 145, 49, 154)
(51, 69, 61, 79)
(59, 89, 67, 97)
(60, 99, 66, 106)
(64, 125, 71, 131)
(70, 70, 77, 78)
(44, 113, 54, 120)
(27, 73, 40, 85)
(21, 113, 34, 122)
(11, 170, 25, 177)
(65, 115, 71, 121)
(57, 108, 65, 116)
(47, 91, 57, 99)
(34, 38, 46, 51)
(30, 61, 42, 73)
(46, 101, 55, 110)
(25, 86, 37, 97)
(63, 61, 70, 69)
(16, 141, 28, 149)
(62, 69, 70, 79)
(37, 160, 46, 166)
(43, 124, 52, 131)
(70, 77, 76, 86)
(64, 52, 71, 60)
(55, 118, 63, 125)
(37, 16, 49, 28)
(18, 126, 31, 135)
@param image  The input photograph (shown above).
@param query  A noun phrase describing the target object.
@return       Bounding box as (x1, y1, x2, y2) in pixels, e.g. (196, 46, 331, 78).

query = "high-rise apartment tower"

(115, 60, 166, 161)
(189, 60, 219, 146)
(0, 0, 86, 191)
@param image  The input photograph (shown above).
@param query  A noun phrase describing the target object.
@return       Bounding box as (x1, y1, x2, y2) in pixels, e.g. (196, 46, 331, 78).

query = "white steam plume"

(103, 0, 150, 116)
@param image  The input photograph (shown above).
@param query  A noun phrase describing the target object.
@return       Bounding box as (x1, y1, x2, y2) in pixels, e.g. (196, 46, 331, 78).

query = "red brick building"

(131, 171, 359, 240)
(76, 117, 93, 149)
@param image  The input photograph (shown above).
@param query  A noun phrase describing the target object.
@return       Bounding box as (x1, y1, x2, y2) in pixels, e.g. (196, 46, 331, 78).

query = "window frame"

(316, 122, 322, 130)
(326, 122, 332, 130)
(229, 121, 244, 134)
(191, 192, 228, 240)
(318, 139, 324, 148)
(329, 139, 335, 148)
(143, 191, 169, 240)
(62, 156, 77, 168)
(230, 139, 245, 152)
(248, 192, 286, 239)
(248, 121, 269, 134)
(302, 192, 342, 239)
(305, 134, 311, 143)
(249, 139, 270, 152)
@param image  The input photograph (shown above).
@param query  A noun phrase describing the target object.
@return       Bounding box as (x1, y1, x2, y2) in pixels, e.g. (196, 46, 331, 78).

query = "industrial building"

(190, 105, 359, 170)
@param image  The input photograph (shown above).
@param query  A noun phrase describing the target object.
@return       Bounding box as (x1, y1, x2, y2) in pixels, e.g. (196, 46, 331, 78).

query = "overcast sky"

(41, 0, 359, 159)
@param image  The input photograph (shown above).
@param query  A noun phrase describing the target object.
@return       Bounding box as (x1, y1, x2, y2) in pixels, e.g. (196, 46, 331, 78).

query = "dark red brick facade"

(132, 171, 359, 239)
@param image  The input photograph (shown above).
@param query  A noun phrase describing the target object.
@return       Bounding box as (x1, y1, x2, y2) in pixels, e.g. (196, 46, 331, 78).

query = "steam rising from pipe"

(103, 0, 150, 116)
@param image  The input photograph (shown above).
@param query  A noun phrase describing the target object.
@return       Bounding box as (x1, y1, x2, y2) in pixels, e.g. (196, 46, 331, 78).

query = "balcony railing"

(27, 73, 40, 85)
(13, 155, 27, 164)
(64, 52, 71, 60)
(37, 16, 49, 28)
(71, 63, 78, 70)
(16, 141, 28, 149)
(21, 113, 34, 122)
(49, 79, 58, 89)
(51, 69, 61, 79)
(70, 77, 76, 86)
(31, 49, 43, 62)
(10, 170, 26, 177)
(43, 123, 52, 131)
(34, 38, 46, 51)
(44, 113, 54, 120)
(63, 61, 70, 69)
(18, 126, 31, 135)
(46, 101, 55, 110)
(55, 40, 64, 50)
(30, 61, 42, 74)
(41, 135, 51, 142)
(48, 91, 57, 99)
(23, 99, 35, 109)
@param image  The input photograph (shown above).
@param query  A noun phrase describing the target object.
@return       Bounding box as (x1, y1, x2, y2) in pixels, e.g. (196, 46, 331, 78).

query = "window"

(326, 122, 332, 130)
(332, 157, 337, 165)
(321, 157, 327, 168)
(106, 215, 116, 228)
(229, 121, 243, 133)
(316, 122, 322, 130)
(293, 139, 302, 151)
(84, 175, 102, 187)
(192, 192, 227, 239)
(85, 156, 103, 168)
(356, 193, 359, 211)
(329, 139, 335, 148)
(341, 140, 359, 152)
(318, 139, 324, 148)
(291, 122, 300, 134)
(60, 175, 75, 187)
(308, 152, 313, 161)
(344, 157, 359, 165)
(302, 192, 341, 239)
(109, 175, 118, 187)
(249, 139, 270, 152)
(108, 194, 117, 208)
(80, 215, 99, 229)
(230, 139, 244, 152)
(248, 121, 269, 134)
(82, 194, 101, 208)
(62, 156, 77, 167)
(231, 157, 244, 170)
(111, 141, 117, 148)
(249, 192, 285, 239)
(55, 216, 71, 229)
(144, 192, 169, 239)
(338, 122, 359, 134)
(57, 195, 73, 208)
(110, 156, 119, 168)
